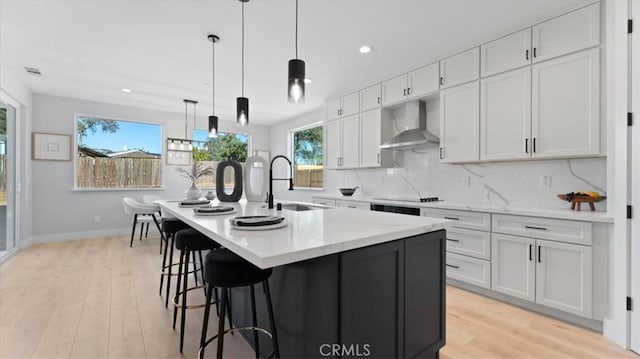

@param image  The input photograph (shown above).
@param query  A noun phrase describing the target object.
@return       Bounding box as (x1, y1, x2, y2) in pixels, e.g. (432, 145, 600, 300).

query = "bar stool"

(199, 248, 280, 359)
(159, 219, 191, 307)
(173, 228, 221, 353)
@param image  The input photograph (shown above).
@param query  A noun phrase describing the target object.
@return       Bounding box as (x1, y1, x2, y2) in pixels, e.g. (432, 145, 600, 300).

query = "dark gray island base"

(225, 229, 446, 358)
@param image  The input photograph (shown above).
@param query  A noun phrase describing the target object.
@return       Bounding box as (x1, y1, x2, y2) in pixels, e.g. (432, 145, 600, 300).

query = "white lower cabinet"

(336, 200, 370, 210)
(312, 198, 336, 206)
(491, 233, 593, 318)
(446, 253, 491, 289)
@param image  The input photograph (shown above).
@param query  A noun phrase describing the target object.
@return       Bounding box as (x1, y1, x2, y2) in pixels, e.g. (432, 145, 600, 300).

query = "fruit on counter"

(562, 191, 602, 201)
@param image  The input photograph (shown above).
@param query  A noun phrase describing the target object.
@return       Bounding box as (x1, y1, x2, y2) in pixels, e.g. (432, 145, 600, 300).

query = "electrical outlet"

(94, 216, 101, 224)
(539, 175, 552, 189)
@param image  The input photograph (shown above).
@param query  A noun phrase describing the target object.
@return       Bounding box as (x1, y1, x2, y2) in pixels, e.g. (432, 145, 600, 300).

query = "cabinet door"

(341, 92, 360, 117)
(439, 81, 480, 163)
(382, 74, 408, 106)
(341, 240, 404, 359)
(408, 62, 439, 98)
(532, 48, 600, 158)
(325, 119, 342, 169)
(327, 99, 342, 119)
(532, 3, 600, 63)
(359, 109, 382, 168)
(341, 115, 359, 168)
(481, 29, 532, 77)
(360, 84, 381, 112)
(536, 239, 592, 318)
(491, 234, 535, 302)
(480, 67, 532, 161)
(440, 47, 480, 89)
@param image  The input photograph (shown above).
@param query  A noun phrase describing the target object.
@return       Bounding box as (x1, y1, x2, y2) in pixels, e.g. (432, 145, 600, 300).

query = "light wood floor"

(0, 235, 637, 359)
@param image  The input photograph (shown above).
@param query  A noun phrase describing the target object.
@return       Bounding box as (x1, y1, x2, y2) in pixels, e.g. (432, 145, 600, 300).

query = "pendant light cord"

(184, 101, 188, 138)
(193, 102, 197, 134)
(241, 2, 245, 97)
(212, 38, 215, 112)
(295, 0, 298, 59)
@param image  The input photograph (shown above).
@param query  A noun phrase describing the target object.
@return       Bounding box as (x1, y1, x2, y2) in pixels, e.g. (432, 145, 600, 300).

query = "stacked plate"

(179, 199, 211, 208)
(229, 216, 288, 231)
(193, 206, 236, 216)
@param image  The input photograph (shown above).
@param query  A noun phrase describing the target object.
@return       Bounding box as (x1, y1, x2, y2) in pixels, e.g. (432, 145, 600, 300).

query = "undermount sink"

(280, 203, 325, 211)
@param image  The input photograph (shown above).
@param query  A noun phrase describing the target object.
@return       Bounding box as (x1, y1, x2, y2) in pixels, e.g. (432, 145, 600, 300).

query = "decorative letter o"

(216, 160, 243, 202)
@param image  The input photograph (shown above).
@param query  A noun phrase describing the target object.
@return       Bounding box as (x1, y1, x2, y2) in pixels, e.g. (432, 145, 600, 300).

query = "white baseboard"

(31, 227, 133, 244)
(20, 236, 32, 249)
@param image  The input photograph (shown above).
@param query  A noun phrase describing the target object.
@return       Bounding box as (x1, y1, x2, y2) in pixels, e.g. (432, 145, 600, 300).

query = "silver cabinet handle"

(347, 205, 357, 209)
(440, 77, 444, 86)
(377, 97, 381, 104)
(407, 87, 411, 95)
(446, 238, 460, 242)
(525, 225, 547, 231)
(444, 216, 459, 220)
(403, 88, 407, 96)
(376, 153, 380, 164)
(446, 264, 459, 269)
(439, 147, 444, 160)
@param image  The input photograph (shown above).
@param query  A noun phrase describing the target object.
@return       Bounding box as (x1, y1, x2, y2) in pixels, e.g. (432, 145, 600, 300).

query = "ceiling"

(0, 0, 591, 126)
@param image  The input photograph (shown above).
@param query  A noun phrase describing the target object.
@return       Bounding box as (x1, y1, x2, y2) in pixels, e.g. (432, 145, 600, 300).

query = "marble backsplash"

(323, 149, 607, 211)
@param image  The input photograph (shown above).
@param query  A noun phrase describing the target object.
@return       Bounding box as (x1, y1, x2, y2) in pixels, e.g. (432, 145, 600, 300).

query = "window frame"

(191, 129, 252, 189)
(72, 113, 165, 191)
(288, 121, 324, 191)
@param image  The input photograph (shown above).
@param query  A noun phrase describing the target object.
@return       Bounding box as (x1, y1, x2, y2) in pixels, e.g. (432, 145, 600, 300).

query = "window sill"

(293, 187, 325, 191)
(71, 187, 166, 192)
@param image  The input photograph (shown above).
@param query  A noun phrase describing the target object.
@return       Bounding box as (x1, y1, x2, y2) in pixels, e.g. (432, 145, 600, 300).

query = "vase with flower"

(176, 163, 215, 200)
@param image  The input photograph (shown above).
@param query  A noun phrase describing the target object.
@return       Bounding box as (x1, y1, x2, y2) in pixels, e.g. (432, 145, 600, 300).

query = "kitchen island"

(159, 200, 449, 358)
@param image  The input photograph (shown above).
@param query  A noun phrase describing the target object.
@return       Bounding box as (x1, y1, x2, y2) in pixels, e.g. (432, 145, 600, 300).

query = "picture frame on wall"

(32, 132, 71, 161)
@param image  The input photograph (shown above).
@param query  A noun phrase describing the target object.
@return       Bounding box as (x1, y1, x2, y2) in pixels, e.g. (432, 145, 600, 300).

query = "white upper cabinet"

(341, 115, 359, 168)
(481, 29, 532, 77)
(532, 48, 600, 158)
(327, 92, 359, 119)
(381, 74, 407, 106)
(360, 84, 381, 112)
(359, 109, 383, 168)
(480, 67, 532, 161)
(532, 3, 600, 63)
(381, 62, 439, 106)
(325, 119, 342, 169)
(440, 47, 480, 89)
(407, 62, 439, 99)
(439, 81, 480, 163)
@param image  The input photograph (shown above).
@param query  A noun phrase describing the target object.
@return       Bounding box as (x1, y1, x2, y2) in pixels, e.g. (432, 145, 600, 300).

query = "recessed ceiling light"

(304, 78, 311, 84)
(121, 88, 132, 93)
(359, 45, 372, 54)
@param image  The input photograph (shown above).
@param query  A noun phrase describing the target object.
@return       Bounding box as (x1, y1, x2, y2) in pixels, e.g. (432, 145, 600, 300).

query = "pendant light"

(288, 0, 305, 103)
(207, 34, 220, 138)
(236, 0, 249, 126)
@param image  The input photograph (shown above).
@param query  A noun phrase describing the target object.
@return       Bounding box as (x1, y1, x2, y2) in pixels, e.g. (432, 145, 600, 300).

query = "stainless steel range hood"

(379, 101, 439, 150)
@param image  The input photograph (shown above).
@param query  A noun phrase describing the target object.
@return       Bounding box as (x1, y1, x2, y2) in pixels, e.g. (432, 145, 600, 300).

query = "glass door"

(0, 99, 16, 254)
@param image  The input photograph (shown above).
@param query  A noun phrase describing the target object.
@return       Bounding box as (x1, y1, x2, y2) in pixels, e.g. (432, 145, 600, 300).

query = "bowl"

(339, 187, 358, 196)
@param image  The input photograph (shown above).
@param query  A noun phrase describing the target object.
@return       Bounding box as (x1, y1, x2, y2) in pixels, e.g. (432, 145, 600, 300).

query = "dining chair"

(122, 197, 164, 247)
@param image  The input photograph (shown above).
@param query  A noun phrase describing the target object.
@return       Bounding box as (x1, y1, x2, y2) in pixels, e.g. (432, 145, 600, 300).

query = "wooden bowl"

(557, 194, 606, 211)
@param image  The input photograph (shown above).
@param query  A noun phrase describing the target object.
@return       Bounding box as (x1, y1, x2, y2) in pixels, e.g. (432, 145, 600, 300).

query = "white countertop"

(313, 194, 613, 223)
(158, 200, 449, 269)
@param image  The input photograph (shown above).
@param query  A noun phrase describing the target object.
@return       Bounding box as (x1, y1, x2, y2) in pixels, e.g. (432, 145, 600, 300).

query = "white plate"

(194, 208, 236, 216)
(230, 219, 288, 231)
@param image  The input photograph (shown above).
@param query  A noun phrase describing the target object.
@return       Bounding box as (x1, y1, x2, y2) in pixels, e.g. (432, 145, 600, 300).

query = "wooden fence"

(77, 157, 162, 188)
(294, 166, 323, 188)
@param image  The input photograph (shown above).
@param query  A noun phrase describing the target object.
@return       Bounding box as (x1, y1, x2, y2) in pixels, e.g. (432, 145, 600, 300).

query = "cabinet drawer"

(312, 198, 336, 206)
(492, 214, 592, 246)
(336, 200, 370, 210)
(446, 253, 490, 288)
(421, 208, 491, 232)
(446, 228, 491, 260)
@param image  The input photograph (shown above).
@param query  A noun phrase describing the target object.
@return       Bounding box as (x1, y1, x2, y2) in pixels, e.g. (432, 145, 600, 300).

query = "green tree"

(294, 126, 323, 165)
(203, 133, 248, 162)
(77, 117, 119, 144)
(193, 146, 213, 161)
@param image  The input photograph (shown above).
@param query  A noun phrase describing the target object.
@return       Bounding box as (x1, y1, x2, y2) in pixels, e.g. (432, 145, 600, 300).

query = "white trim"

(630, 0, 640, 353)
(288, 121, 324, 189)
(0, 91, 21, 255)
(0, 247, 20, 265)
(73, 113, 165, 190)
(31, 227, 142, 244)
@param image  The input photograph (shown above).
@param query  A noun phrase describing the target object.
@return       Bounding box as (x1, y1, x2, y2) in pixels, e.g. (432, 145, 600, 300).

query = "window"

(75, 116, 162, 189)
(291, 123, 323, 188)
(192, 129, 249, 188)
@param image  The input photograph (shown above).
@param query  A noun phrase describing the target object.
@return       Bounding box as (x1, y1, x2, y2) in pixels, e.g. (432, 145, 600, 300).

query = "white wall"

(30, 94, 270, 242)
(0, 65, 33, 249)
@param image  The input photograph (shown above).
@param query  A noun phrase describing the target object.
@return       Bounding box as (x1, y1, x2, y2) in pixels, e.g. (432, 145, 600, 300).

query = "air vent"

(24, 67, 42, 76)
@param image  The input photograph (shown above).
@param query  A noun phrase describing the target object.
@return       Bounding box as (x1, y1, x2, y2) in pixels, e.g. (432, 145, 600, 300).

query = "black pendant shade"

(236, 97, 249, 126)
(288, 58, 305, 104)
(208, 115, 218, 138)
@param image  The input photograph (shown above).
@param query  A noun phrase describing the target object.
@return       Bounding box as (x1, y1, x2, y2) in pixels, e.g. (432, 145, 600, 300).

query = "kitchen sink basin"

(280, 203, 325, 211)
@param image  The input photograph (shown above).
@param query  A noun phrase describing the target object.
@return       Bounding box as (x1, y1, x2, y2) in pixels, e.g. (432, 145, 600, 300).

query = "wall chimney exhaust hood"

(379, 101, 439, 150)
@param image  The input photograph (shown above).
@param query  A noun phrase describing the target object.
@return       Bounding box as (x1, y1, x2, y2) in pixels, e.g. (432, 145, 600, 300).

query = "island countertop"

(158, 199, 449, 269)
